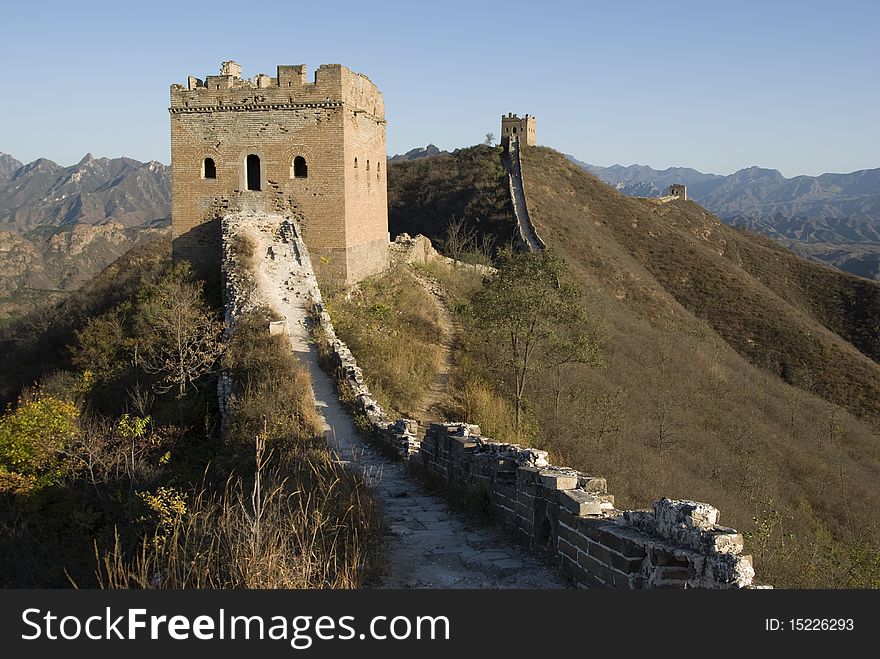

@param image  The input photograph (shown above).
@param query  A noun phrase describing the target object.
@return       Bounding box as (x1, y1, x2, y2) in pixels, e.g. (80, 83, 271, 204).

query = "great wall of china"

(219, 208, 761, 590)
(172, 62, 760, 589)
(505, 135, 546, 252)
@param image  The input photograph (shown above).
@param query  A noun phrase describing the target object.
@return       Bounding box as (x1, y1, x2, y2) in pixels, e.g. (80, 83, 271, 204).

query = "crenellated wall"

(170, 60, 388, 287)
(311, 296, 761, 589)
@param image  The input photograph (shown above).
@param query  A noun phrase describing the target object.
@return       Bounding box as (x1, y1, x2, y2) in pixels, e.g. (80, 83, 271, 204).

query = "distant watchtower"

(667, 184, 688, 201)
(169, 60, 389, 286)
(501, 113, 536, 147)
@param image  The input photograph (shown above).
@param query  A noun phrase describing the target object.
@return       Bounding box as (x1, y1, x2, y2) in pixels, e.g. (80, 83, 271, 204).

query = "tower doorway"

(246, 154, 261, 191)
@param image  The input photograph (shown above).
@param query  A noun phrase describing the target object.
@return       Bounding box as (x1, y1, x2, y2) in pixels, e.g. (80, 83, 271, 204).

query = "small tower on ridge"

(501, 113, 536, 147)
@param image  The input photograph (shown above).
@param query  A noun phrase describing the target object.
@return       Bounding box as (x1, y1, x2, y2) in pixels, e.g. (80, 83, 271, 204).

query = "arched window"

(203, 157, 216, 179)
(513, 127, 517, 134)
(354, 157, 358, 168)
(366, 160, 370, 171)
(293, 156, 308, 178)
(246, 154, 261, 191)
(377, 161, 381, 179)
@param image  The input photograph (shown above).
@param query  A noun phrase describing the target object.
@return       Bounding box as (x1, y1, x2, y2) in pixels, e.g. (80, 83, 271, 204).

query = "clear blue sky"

(1, 0, 877, 176)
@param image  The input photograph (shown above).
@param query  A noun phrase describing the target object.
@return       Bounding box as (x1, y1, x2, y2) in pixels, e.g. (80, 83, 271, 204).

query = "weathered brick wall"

(170, 61, 388, 287)
(313, 298, 760, 589)
(413, 424, 754, 589)
(218, 208, 761, 589)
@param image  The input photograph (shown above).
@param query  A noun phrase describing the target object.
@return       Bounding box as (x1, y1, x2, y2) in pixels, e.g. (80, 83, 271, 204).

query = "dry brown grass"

(97, 452, 377, 589)
(327, 265, 444, 417)
(412, 259, 486, 304)
(515, 145, 880, 587)
(384, 144, 880, 586)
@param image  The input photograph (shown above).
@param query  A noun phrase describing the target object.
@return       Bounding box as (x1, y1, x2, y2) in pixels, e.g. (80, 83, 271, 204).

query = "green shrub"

(0, 392, 79, 492)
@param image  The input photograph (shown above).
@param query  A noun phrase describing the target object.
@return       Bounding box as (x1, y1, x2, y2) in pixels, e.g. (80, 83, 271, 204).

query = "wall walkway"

(221, 213, 568, 588)
(222, 213, 761, 589)
(506, 136, 546, 251)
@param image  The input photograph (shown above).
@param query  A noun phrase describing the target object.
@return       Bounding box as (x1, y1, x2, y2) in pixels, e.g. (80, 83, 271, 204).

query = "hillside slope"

(388, 145, 517, 247)
(388, 145, 880, 586)
(0, 236, 172, 405)
(0, 223, 169, 323)
(524, 147, 880, 422)
(577, 157, 880, 280)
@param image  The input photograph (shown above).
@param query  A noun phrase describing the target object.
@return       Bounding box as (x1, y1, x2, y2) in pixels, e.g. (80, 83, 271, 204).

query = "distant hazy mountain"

(0, 153, 23, 182)
(573, 157, 880, 239)
(0, 152, 170, 231)
(0, 151, 171, 321)
(388, 144, 448, 163)
(571, 156, 880, 279)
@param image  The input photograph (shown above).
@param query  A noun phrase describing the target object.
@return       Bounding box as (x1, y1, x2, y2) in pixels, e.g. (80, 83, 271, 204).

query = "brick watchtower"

(501, 113, 536, 147)
(169, 60, 389, 286)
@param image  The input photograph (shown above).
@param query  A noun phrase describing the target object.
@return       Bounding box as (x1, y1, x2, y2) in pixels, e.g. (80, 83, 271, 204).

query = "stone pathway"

(240, 215, 568, 589)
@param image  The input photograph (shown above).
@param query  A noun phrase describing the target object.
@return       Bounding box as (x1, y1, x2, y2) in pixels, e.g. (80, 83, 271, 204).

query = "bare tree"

(443, 216, 476, 267)
(653, 397, 678, 456)
(476, 232, 496, 266)
(484, 132, 495, 146)
(136, 263, 225, 399)
(589, 389, 626, 449)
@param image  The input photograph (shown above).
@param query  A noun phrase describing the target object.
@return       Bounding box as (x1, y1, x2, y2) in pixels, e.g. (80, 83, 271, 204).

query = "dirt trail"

(239, 215, 569, 589)
(408, 269, 458, 426)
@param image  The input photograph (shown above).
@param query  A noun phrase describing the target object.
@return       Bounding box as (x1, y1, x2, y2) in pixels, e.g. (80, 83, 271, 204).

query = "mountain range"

(0, 151, 171, 322)
(0, 152, 170, 231)
(388, 143, 448, 163)
(571, 157, 880, 278)
(1, 143, 878, 323)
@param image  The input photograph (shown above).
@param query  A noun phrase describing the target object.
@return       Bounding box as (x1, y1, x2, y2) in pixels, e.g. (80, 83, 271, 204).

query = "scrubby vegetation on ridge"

(0, 240, 380, 588)
(522, 145, 880, 423)
(388, 144, 517, 252)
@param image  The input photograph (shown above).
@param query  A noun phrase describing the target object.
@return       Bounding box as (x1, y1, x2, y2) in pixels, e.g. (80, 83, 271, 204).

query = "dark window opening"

(536, 517, 552, 549)
(293, 156, 308, 178)
(513, 127, 517, 133)
(246, 154, 261, 191)
(354, 157, 358, 168)
(203, 157, 216, 179)
(366, 160, 370, 171)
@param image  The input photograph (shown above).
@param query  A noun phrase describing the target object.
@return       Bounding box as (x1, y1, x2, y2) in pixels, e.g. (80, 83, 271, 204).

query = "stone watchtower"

(169, 60, 389, 286)
(501, 113, 536, 147)
(667, 184, 688, 201)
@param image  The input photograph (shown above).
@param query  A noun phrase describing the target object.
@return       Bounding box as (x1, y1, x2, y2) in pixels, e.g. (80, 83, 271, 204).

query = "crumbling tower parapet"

(169, 59, 389, 286)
